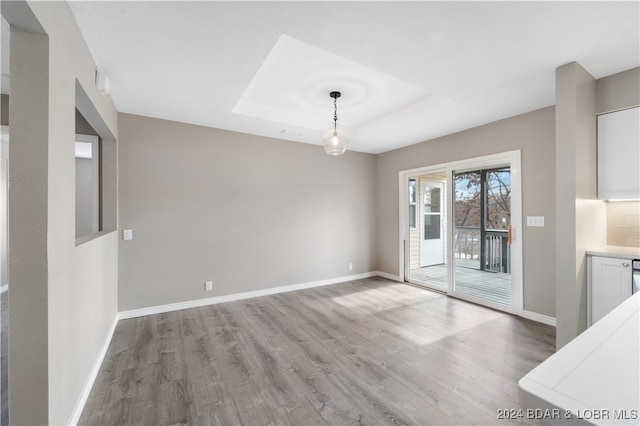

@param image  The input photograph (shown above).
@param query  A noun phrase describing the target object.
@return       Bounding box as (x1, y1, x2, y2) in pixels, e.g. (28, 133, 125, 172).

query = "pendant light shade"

(322, 129, 348, 155)
(323, 91, 348, 155)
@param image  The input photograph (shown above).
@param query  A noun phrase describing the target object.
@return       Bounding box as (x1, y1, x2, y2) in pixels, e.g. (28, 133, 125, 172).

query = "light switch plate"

(123, 229, 133, 240)
(527, 216, 545, 227)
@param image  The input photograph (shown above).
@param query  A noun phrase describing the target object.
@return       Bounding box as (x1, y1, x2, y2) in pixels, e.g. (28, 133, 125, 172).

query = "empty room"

(1, 1, 639, 425)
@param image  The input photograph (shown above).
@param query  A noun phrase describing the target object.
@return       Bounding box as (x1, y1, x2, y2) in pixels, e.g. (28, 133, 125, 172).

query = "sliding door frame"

(399, 150, 523, 315)
(403, 167, 448, 292)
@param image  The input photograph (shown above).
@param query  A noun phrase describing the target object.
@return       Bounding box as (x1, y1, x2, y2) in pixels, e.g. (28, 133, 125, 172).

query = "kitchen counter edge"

(586, 245, 640, 260)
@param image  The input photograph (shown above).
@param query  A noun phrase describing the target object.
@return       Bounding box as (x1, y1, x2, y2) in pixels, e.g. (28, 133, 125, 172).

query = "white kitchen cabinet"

(597, 106, 640, 200)
(588, 255, 633, 326)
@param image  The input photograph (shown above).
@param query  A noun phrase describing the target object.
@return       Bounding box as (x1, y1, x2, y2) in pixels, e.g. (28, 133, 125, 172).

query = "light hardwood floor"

(80, 277, 555, 425)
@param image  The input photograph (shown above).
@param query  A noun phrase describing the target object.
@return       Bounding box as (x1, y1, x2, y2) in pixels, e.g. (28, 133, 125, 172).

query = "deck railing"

(454, 227, 480, 262)
(454, 227, 510, 273)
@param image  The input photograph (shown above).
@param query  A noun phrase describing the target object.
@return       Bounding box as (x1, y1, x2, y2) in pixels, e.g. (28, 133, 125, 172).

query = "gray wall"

(375, 107, 556, 318)
(554, 65, 639, 349)
(75, 109, 99, 238)
(555, 62, 606, 349)
(3, 1, 119, 424)
(7, 24, 49, 426)
(0, 131, 6, 287)
(76, 108, 99, 136)
(118, 113, 377, 311)
(1, 95, 7, 287)
(75, 157, 93, 237)
(596, 67, 640, 114)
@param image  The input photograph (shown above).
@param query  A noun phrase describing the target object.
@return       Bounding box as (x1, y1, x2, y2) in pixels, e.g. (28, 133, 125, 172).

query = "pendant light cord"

(333, 96, 338, 133)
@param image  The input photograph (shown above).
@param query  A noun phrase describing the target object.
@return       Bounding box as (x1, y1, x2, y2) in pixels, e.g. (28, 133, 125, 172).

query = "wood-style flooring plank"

(80, 277, 555, 425)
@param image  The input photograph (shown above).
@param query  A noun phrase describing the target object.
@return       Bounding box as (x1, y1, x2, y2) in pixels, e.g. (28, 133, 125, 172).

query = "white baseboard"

(521, 310, 556, 327)
(68, 313, 120, 426)
(70, 271, 397, 421)
(69, 271, 548, 423)
(373, 271, 401, 282)
(119, 271, 379, 320)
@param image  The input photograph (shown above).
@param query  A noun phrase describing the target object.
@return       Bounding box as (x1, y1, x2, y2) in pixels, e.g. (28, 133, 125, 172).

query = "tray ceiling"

(68, 1, 640, 153)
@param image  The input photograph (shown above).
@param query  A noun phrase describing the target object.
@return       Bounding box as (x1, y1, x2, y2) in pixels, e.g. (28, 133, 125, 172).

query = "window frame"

(408, 178, 417, 229)
(75, 133, 101, 241)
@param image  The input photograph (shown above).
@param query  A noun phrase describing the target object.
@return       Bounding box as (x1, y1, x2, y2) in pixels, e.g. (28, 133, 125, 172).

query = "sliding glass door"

(453, 167, 511, 306)
(406, 174, 448, 291)
(402, 151, 522, 314)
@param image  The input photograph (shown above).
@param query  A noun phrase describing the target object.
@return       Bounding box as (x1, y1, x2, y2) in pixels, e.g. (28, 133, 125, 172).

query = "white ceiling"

(68, 1, 639, 154)
(233, 34, 436, 134)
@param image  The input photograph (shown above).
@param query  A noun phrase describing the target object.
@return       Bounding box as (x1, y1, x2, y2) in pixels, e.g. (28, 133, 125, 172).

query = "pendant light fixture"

(322, 91, 348, 155)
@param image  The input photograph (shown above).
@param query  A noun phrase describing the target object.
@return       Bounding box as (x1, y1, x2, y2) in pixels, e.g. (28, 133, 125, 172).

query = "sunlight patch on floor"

(330, 282, 504, 347)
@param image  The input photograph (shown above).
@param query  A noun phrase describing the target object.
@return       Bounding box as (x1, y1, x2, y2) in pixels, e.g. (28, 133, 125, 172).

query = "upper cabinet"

(597, 106, 640, 200)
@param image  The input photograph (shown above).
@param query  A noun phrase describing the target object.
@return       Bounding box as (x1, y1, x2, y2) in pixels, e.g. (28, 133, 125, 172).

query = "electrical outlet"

(348, 262, 353, 271)
(123, 229, 133, 240)
(205, 281, 213, 291)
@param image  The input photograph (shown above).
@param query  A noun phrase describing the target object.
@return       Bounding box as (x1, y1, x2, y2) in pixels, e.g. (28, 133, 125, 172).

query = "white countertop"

(518, 292, 640, 425)
(586, 245, 640, 260)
